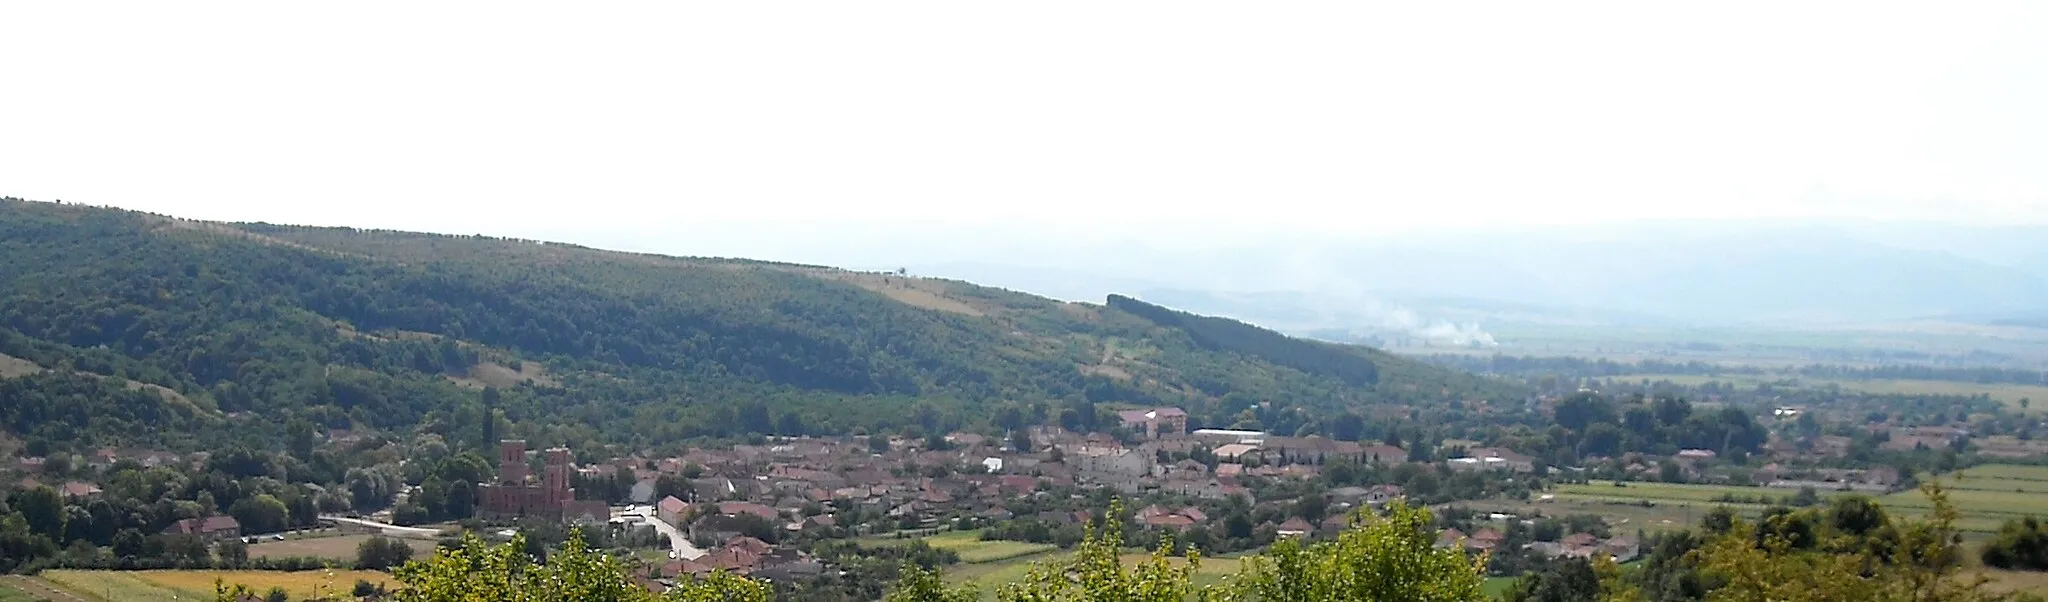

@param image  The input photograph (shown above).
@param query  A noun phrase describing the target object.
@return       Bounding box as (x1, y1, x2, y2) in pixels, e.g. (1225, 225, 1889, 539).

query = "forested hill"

(0, 198, 1522, 455)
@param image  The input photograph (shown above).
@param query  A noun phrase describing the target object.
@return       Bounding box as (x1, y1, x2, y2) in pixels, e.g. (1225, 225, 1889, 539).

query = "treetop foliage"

(996, 498, 1203, 602)
(1982, 516, 2048, 571)
(1222, 499, 1488, 602)
(1609, 483, 2044, 602)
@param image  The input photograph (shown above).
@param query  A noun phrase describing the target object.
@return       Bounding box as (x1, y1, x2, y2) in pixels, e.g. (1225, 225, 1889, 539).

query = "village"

(4, 398, 1993, 596)
(450, 406, 1682, 589)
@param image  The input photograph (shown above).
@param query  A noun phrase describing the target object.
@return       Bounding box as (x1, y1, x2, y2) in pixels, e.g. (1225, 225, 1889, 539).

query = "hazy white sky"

(4, 2, 2046, 255)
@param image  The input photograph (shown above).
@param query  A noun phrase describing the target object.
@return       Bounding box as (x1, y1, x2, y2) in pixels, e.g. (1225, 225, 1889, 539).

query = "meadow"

(1437, 321, 2048, 369)
(0, 579, 44, 602)
(864, 529, 1059, 564)
(136, 570, 398, 599)
(1627, 373, 2048, 414)
(1554, 480, 1840, 505)
(1976, 568, 2048, 598)
(40, 570, 398, 602)
(1460, 494, 1763, 537)
(38, 571, 184, 602)
(1941, 464, 2048, 484)
(1541, 465, 2048, 536)
(1482, 576, 1519, 599)
(1883, 464, 2048, 533)
(943, 551, 1243, 601)
(248, 532, 439, 561)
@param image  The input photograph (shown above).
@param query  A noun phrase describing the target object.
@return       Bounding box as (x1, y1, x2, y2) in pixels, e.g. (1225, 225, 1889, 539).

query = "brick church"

(480, 440, 608, 523)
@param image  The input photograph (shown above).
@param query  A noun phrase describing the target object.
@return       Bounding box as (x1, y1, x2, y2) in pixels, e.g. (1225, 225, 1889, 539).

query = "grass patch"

(948, 540, 1060, 564)
(1880, 466, 2048, 534)
(1977, 568, 2048, 597)
(43, 570, 399, 602)
(1627, 374, 2048, 414)
(1946, 464, 2048, 484)
(944, 549, 1248, 600)
(946, 550, 1070, 601)
(1549, 471, 2048, 536)
(1554, 480, 1840, 504)
(135, 570, 399, 600)
(920, 531, 1058, 564)
(1483, 576, 1519, 599)
(39, 571, 185, 602)
(0, 581, 45, 602)
(866, 530, 1059, 564)
(0, 577, 81, 602)
(1465, 497, 1759, 535)
(0, 353, 42, 378)
(248, 532, 438, 561)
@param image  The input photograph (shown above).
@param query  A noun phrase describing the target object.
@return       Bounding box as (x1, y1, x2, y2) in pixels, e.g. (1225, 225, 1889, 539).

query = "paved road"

(317, 514, 446, 538)
(621, 507, 705, 560)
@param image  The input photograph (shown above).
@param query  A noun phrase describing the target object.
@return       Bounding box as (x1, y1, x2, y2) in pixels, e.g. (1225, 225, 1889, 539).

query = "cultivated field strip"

(1548, 466, 2048, 535)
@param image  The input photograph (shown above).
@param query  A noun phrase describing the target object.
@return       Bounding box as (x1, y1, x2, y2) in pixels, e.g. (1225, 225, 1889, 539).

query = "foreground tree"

(996, 499, 1202, 602)
(1633, 483, 2040, 602)
(347, 529, 768, 602)
(212, 525, 775, 601)
(1983, 516, 2048, 571)
(1223, 500, 1488, 602)
(886, 564, 977, 602)
(1504, 558, 1600, 602)
(356, 535, 415, 571)
(390, 531, 654, 602)
(663, 570, 773, 602)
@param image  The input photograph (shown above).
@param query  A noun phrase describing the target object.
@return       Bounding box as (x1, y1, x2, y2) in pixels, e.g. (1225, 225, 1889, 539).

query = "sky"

(4, 2, 2047, 262)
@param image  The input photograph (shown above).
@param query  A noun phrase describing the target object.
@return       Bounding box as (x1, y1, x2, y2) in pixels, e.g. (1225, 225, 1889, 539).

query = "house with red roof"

(717, 501, 779, 521)
(657, 496, 690, 524)
(1116, 408, 1188, 439)
(163, 516, 241, 540)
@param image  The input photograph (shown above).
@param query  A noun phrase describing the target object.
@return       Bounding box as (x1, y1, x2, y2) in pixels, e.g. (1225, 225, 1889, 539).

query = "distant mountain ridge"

(905, 221, 2048, 332)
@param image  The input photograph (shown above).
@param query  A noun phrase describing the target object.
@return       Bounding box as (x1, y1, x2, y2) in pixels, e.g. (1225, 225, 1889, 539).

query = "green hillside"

(0, 198, 1523, 454)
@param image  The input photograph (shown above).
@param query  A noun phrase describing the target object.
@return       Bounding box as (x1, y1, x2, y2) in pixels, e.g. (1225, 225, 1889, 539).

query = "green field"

(1943, 464, 2048, 484)
(1483, 576, 1519, 599)
(1547, 466, 2048, 536)
(1883, 464, 2048, 533)
(1554, 480, 1841, 505)
(943, 550, 1246, 600)
(0, 581, 44, 602)
(247, 532, 438, 561)
(1466, 496, 1762, 535)
(40, 570, 397, 602)
(1627, 374, 2048, 413)
(1412, 320, 2048, 368)
(945, 550, 1065, 596)
(1979, 567, 2048, 598)
(39, 571, 185, 602)
(866, 529, 1059, 564)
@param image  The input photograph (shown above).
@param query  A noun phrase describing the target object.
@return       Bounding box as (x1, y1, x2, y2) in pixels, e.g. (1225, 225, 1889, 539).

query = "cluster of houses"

(540, 407, 1438, 585)
(11, 447, 187, 501)
(10, 446, 190, 497)
(593, 409, 1424, 526)
(9, 448, 254, 541)
(648, 533, 824, 586)
(1444, 447, 1537, 473)
(18, 400, 1995, 590)
(1436, 527, 1639, 563)
(1757, 424, 1972, 459)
